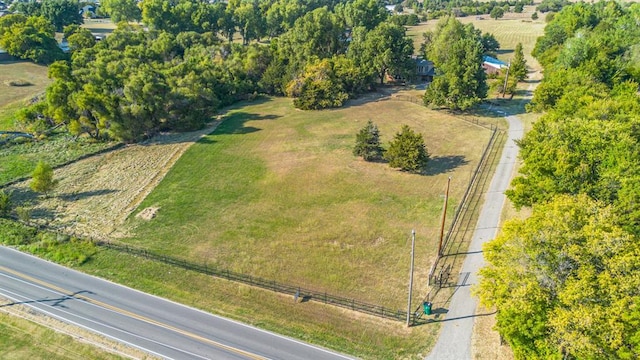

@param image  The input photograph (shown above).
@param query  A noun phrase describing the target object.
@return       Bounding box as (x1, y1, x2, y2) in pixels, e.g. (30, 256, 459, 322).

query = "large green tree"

(335, 0, 388, 30)
(40, 0, 83, 32)
(287, 59, 348, 110)
(423, 17, 487, 110)
(477, 195, 640, 359)
(0, 15, 64, 64)
(349, 21, 414, 85)
(510, 42, 527, 81)
(100, 0, 142, 23)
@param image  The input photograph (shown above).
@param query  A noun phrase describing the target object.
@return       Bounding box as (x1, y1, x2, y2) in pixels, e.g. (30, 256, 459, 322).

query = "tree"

(384, 125, 429, 172)
(490, 6, 504, 20)
(480, 32, 500, 56)
(287, 59, 348, 110)
(64, 25, 96, 51)
(423, 17, 487, 110)
(350, 21, 414, 85)
(100, 0, 142, 23)
(335, 0, 388, 30)
(0, 15, 64, 64)
(353, 120, 384, 161)
(40, 0, 83, 32)
(30, 161, 58, 197)
(477, 195, 640, 359)
(531, 12, 538, 20)
(510, 42, 527, 81)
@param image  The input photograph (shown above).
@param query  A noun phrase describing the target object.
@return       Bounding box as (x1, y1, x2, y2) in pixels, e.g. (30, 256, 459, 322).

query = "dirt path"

(9, 121, 221, 240)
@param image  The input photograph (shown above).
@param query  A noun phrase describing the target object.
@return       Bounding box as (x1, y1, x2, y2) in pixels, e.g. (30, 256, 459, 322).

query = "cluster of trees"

(477, 2, 640, 359)
(353, 121, 429, 173)
(0, 14, 65, 63)
(19, 25, 271, 142)
(421, 0, 533, 19)
(422, 17, 488, 110)
(12, 0, 419, 141)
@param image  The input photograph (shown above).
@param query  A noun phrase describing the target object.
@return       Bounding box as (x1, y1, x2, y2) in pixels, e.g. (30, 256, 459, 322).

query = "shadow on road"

(0, 290, 94, 309)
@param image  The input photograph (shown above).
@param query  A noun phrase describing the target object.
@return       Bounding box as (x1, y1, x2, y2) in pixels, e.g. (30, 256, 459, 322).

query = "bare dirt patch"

(8, 121, 221, 240)
(136, 206, 160, 220)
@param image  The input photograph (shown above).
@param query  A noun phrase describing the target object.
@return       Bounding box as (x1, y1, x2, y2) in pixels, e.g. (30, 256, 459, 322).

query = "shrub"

(385, 125, 429, 172)
(0, 190, 10, 217)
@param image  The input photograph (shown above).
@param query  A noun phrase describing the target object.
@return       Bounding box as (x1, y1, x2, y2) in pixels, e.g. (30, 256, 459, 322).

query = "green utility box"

(423, 302, 432, 315)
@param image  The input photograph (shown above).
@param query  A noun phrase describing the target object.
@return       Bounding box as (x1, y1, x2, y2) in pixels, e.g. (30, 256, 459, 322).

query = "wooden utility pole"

(502, 59, 511, 98)
(437, 177, 451, 257)
(407, 229, 416, 327)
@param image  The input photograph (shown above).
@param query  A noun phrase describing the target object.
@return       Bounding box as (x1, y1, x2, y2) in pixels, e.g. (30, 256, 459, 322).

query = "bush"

(0, 190, 10, 217)
(5, 80, 33, 87)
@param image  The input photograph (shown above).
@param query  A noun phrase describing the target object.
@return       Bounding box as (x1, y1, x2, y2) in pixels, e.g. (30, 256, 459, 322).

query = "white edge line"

(1, 246, 355, 359)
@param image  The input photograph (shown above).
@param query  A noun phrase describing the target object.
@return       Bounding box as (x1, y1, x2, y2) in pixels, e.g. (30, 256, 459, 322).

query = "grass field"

(0, 309, 128, 360)
(0, 133, 116, 186)
(0, 62, 51, 130)
(120, 96, 493, 310)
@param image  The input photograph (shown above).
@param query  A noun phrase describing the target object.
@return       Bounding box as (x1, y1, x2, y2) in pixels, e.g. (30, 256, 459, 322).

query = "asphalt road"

(425, 115, 524, 360)
(0, 246, 354, 360)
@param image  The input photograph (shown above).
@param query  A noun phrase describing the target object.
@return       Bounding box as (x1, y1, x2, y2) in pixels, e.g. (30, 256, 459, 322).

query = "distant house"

(415, 57, 435, 82)
(482, 55, 508, 75)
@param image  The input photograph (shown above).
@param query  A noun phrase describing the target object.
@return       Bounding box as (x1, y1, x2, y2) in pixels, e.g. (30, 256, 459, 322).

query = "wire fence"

(96, 240, 420, 324)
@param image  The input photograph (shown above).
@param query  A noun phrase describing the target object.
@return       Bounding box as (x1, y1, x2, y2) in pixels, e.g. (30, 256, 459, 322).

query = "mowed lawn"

(0, 62, 51, 130)
(125, 96, 492, 308)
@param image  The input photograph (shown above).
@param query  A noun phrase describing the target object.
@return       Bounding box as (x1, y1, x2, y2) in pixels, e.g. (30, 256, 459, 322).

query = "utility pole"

(502, 59, 511, 98)
(437, 177, 451, 257)
(407, 229, 416, 327)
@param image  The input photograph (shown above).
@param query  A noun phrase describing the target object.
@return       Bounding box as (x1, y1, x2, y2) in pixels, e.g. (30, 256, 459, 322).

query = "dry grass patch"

(119, 95, 493, 310)
(7, 121, 221, 240)
(0, 62, 51, 130)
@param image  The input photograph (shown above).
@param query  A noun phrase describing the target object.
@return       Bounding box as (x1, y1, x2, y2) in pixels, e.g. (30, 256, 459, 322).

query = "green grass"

(0, 311, 125, 360)
(79, 248, 435, 360)
(123, 96, 492, 311)
(0, 133, 117, 186)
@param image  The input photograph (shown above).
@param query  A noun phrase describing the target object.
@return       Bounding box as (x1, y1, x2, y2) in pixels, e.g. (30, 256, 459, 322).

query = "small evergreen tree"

(30, 161, 58, 197)
(385, 125, 429, 172)
(511, 42, 528, 81)
(353, 120, 384, 161)
(0, 190, 11, 217)
(531, 12, 539, 20)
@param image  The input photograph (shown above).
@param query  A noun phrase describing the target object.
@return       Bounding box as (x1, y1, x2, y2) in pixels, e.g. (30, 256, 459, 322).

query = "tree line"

(477, 2, 640, 359)
(5, 0, 502, 142)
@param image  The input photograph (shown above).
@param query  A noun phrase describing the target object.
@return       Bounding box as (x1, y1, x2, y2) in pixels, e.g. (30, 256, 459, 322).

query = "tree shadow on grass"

(424, 155, 469, 176)
(58, 189, 118, 202)
(213, 112, 281, 136)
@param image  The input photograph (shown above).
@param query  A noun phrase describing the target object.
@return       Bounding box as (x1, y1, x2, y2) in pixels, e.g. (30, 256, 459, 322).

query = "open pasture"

(0, 62, 51, 130)
(123, 95, 493, 309)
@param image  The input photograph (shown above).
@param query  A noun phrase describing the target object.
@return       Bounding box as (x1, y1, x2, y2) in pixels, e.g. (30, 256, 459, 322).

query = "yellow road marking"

(0, 266, 266, 360)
